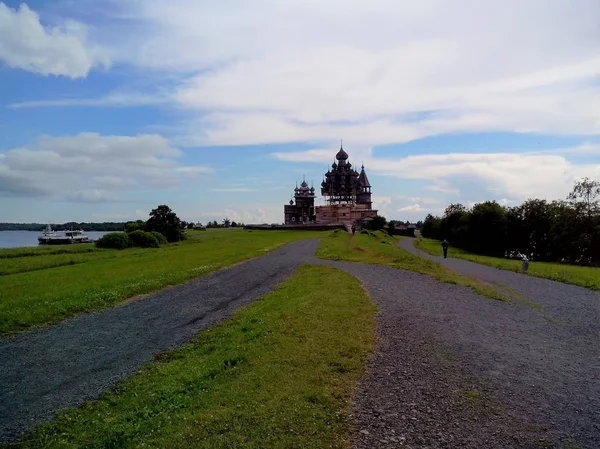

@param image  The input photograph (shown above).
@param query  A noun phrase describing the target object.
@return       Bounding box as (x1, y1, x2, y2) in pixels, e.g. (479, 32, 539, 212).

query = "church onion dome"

(300, 180, 309, 189)
(359, 165, 371, 187)
(336, 146, 349, 161)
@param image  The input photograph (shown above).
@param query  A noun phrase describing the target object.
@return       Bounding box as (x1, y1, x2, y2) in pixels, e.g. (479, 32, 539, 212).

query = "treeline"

(201, 219, 244, 228)
(0, 222, 125, 232)
(422, 178, 600, 266)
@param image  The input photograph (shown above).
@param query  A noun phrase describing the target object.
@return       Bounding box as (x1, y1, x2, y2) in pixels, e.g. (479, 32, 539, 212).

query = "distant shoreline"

(0, 223, 125, 232)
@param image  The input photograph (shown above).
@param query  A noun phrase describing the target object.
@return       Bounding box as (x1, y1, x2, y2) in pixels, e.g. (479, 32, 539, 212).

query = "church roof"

(336, 146, 348, 161)
(358, 165, 371, 187)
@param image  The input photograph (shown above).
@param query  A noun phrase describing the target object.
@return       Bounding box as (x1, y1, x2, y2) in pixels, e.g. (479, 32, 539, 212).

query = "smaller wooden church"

(283, 179, 316, 224)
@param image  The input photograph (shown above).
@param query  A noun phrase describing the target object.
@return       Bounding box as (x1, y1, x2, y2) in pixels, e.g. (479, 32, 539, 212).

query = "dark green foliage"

(465, 201, 507, 257)
(124, 220, 146, 233)
(150, 231, 168, 245)
(128, 230, 160, 248)
(440, 204, 469, 249)
(146, 205, 185, 243)
(387, 221, 395, 236)
(368, 215, 387, 231)
(422, 214, 441, 239)
(95, 233, 130, 250)
(423, 178, 600, 266)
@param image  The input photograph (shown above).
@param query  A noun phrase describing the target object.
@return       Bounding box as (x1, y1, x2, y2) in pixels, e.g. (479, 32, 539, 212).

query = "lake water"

(0, 231, 114, 249)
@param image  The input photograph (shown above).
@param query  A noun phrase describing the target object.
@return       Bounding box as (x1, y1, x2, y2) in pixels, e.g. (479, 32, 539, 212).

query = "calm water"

(0, 231, 114, 249)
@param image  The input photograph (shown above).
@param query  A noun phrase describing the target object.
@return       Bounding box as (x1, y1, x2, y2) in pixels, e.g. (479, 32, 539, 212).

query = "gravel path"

(1, 237, 598, 448)
(0, 240, 320, 443)
(343, 238, 600, 449)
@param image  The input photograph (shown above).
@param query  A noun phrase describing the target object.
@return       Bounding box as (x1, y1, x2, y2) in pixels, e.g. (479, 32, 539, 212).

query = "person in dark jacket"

(442, 239, 449, 258)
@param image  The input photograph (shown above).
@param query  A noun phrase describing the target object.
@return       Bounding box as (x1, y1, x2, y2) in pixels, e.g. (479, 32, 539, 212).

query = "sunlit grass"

(414, 238, 600, 291)
(0, 229, 325, 336)
(8, 265, 376, 449)
(316, 230, 506, 301)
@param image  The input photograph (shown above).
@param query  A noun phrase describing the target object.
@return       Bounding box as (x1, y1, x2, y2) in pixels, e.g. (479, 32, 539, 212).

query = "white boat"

(38, 225, 91, 245)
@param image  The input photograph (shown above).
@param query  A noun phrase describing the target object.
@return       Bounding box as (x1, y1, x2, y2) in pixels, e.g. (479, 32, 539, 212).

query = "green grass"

(414, 238, 600, 291)
(0, 229, 324, 336)
(316, 230, 506, 301)
(5, 265, 377, 449)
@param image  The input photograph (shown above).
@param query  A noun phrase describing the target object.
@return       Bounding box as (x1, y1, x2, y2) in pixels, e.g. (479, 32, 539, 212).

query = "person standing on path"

(442, 239, 449, 258)
(351, 224, 356, 236)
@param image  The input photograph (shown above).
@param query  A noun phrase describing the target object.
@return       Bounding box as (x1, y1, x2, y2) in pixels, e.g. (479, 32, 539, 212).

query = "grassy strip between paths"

(316, 230, 506, 301)
(5, 265, 377, 449)
(0, 229, 325, 336)
(414, 237, 600, 291)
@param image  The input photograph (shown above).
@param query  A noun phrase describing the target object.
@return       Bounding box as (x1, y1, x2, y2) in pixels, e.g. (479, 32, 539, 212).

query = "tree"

(124, 220, 146, 233)
(441, 203, 469, 248)
(466, 201, 507, 257)
(444, 203, 466, 216)
(231, 221, 238, 227)
(146, 205, 185, 242)
(370, 215, 387, 231)
(186, 222, 195, 229)
(422, 214, 442, 239)
(387, 221, 396, 236)
(566, 178, 600, 265)
(568, 177, 600, 217)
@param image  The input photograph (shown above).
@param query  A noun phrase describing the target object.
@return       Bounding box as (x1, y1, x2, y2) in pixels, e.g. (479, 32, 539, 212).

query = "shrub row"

(96, 230, 168, 250)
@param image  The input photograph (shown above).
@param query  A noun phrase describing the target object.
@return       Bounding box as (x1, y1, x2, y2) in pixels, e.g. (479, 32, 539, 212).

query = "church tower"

(356, 164, 372, 209)
(320, 143, 361, 205)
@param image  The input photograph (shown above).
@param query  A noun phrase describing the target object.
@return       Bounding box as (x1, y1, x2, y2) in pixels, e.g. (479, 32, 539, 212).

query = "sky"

(0, 0, 599, 225)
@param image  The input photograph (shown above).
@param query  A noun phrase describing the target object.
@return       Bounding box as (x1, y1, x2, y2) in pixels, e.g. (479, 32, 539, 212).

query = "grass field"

(316, 230, 506, 301)
(0, 229, 324, 336)
(414, 237, 600, 291)
(7, 265, 376, 449)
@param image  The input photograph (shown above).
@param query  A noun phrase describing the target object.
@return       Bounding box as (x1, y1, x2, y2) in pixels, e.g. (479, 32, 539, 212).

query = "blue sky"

(1, 0, 599, 224)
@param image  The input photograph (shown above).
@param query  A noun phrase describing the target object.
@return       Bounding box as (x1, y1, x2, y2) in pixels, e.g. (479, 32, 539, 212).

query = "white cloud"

(395, 195, 441, 206)
(273, 144, 598, 211)
(0, 133, 212, 202)
(66, 190, 118, 203)
(368, 152, 597, 203)
(210, 188, 255, 193)
(11, 1, 600, 142)
(7, 92, 169, 109)
(126, 0, 600, 145)
(191, 205, 283, 225)
(398, 204, 424, 213)
(0, 2, 110, 78)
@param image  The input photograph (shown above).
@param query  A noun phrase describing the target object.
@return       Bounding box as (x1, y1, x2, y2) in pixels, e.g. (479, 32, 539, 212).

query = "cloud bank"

(0, 133, 212, 202)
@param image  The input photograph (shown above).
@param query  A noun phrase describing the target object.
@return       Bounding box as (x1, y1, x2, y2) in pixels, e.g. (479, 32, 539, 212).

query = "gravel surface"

(0, 239, 320, 443)
(1, 237, 598, 448)
(316, 256, 600, 449)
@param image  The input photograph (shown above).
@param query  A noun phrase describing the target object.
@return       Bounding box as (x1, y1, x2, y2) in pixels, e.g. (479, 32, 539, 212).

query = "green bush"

(124, 220, 146, 233)
(150, 231, 168, 244)
(128, 230, 160, 248)
(96, 233, 130, 250)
